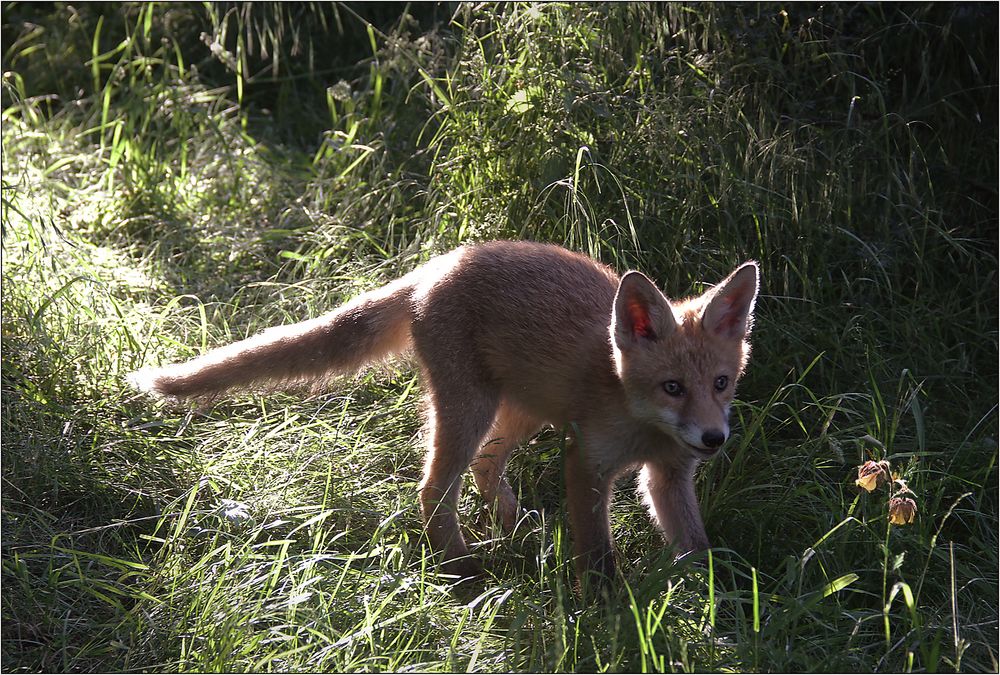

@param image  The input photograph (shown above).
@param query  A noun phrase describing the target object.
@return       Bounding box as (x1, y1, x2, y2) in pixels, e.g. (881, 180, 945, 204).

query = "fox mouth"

(656, 422, 723, 457)
(684, 441, 721, 457)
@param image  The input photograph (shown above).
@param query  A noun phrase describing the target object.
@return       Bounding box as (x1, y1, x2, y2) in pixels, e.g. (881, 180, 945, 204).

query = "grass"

(2, 2, 997, 672)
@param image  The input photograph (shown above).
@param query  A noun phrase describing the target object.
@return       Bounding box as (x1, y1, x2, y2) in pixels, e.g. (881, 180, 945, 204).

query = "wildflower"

(888, 496, 918, 525)
(328, 80, 352, 102)
(856, 460, 891, 492)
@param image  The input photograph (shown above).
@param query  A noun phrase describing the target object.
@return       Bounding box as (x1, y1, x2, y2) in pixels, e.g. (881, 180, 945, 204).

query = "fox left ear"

(701, 262, 760, 340)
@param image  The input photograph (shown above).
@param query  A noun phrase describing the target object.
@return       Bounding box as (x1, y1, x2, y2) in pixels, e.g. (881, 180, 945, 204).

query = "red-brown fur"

(129, 241, 759, 584)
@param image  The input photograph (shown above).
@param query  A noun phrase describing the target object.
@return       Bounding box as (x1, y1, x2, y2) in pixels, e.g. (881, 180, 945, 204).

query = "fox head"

(610, 262, 759, 458)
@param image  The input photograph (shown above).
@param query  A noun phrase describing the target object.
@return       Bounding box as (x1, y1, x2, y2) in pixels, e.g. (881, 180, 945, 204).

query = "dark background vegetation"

(2, 2, 997, 672)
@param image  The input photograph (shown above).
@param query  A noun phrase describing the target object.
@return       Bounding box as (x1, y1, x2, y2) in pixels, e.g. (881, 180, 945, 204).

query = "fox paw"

(493, 485, 520, 533)
(441, 556, 484, 580)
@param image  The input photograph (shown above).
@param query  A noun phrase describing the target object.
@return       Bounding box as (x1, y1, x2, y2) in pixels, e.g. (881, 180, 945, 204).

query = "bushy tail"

(128, 277, 415, 402)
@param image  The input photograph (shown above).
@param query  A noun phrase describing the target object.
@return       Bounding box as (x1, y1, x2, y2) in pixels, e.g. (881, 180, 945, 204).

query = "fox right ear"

(612, 272, 677, 348)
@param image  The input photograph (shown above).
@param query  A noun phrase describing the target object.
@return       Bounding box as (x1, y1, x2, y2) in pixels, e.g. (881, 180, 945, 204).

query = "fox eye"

(714, 375, 730, 391)
(663, 380, 685, 396)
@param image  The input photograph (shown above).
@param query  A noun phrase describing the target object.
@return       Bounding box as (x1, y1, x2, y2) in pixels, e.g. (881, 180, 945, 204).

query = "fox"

(128, 240, 759, 584)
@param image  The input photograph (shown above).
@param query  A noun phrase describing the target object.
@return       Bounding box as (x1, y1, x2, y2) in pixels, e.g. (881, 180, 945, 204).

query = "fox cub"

(130, 241, 759, 583)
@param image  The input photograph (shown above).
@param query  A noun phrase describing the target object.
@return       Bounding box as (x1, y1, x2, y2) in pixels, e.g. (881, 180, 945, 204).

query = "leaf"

(820, 572, 859, 598)
(505, 86, 543, 114)
(505, 88, 533, 114)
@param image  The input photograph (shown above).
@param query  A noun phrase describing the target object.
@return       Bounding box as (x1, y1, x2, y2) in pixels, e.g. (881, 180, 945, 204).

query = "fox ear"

(613, 271, 677, 348)
(701, 262, 759, 340)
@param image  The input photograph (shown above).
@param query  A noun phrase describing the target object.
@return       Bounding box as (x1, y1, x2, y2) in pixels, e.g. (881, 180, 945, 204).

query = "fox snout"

(701, 428, 727, 449)
(677, 420, 729, 454)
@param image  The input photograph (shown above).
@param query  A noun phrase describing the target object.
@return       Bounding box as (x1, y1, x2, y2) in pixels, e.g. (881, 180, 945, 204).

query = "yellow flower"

(888, 496, 918, 525)
(856, 460, 890, 492)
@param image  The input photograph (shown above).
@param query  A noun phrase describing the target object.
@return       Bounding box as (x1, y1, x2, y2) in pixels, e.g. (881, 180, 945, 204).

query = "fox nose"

(701, 430, 727, 449)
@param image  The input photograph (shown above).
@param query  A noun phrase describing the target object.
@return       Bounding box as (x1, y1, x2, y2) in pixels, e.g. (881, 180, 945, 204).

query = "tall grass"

(3, 2, 997, 672)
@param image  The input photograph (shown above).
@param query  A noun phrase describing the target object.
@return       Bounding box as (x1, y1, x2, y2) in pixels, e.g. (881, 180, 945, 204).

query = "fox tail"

(128, 277, 415, 402)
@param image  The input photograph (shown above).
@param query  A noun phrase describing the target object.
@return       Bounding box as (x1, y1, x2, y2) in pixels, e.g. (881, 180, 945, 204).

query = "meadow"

(2, 3, 997, 672)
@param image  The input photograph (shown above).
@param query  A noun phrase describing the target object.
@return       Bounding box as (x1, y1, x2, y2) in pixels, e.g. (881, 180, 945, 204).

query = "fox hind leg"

(418, 375, 499, 578)
(471, 400, 542, 533)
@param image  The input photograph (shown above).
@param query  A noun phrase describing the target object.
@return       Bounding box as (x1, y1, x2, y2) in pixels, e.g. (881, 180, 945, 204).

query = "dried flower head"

(856, 460, 891, 492)
(888, 496, 918, 525)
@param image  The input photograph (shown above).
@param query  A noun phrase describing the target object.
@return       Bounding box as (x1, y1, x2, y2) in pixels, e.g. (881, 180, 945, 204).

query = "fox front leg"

(563, 442, 617, 590)
(638, 461, 710, 557)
